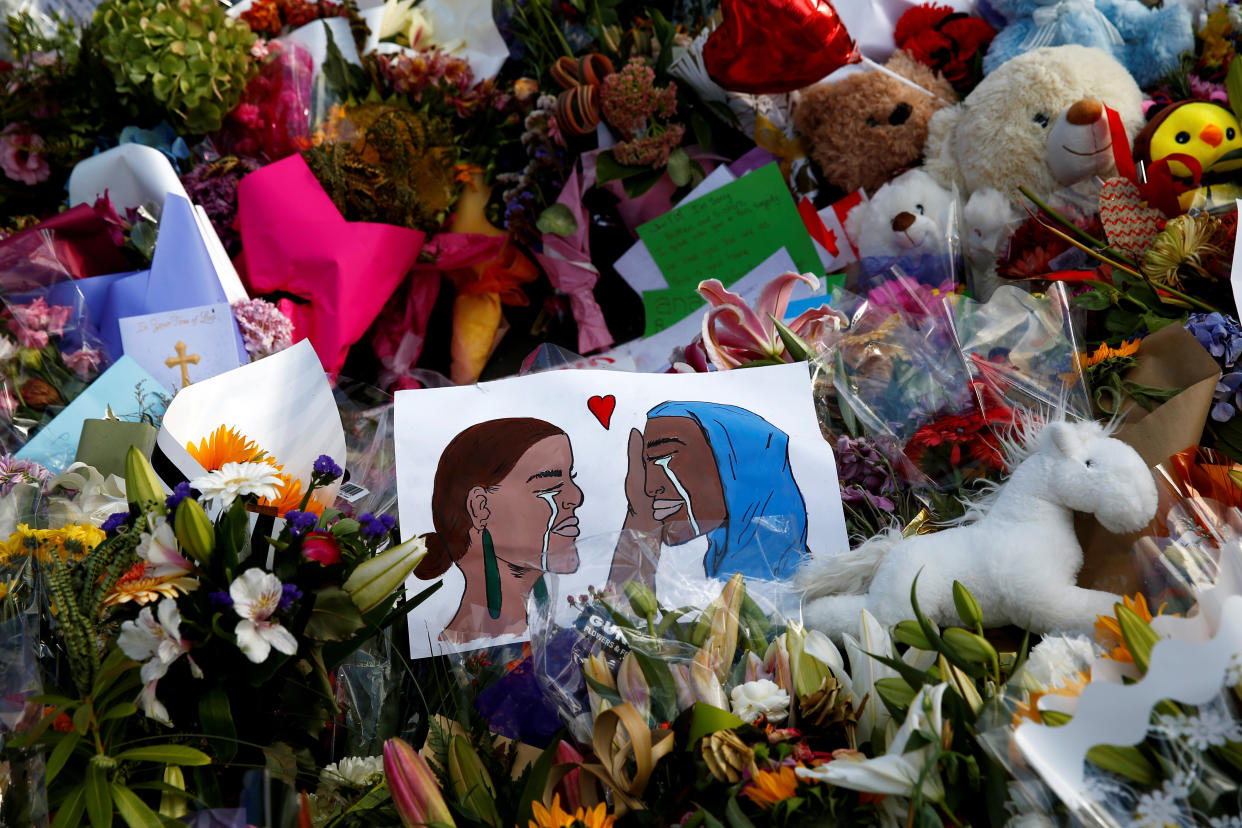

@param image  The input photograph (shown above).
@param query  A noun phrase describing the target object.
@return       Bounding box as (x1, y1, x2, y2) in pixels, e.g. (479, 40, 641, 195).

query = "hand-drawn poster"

(393, 363, 848, 659)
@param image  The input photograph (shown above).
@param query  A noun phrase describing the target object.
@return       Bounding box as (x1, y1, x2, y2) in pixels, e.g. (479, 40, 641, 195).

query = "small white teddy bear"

(843, 169, 958, 259)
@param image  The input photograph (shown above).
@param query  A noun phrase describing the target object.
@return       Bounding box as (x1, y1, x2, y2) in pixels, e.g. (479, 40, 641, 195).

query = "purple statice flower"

(231, 298, 293, 361)
(0, 454, 50, 496)
(836, 435, 898, 493)
(101, 511, 131, 533)
(209, 591, 234, 609)
(278, 583, 303, 612)
(313, 455, 342, 479)
(283, 510, 318, 537)
(165, 481, 194, 513)
(1186, 312, 1242, 366)
(359, 512, 396, 538)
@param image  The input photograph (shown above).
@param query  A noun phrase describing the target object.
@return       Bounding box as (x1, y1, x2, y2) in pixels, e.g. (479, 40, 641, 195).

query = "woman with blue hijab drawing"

(610, 401, 810, 586)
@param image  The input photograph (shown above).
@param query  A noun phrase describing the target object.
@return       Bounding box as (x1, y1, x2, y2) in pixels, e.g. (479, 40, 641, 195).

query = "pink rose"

(0, 124, 50, 186)
(302, 531, 342, 565)
(64, 344, 104, 379)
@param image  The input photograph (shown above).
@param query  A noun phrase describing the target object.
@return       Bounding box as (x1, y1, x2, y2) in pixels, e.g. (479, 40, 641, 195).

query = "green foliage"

(92, 0, 256, 134)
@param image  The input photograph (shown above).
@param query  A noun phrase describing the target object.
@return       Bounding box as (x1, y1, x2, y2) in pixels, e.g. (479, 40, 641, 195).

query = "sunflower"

(528, 795, 616, 828)
(103, 561, 197, 607)
(1078, 338, 1141, 371)
(187, 425, 264, 471)
(1095, 593, 1168, 663)
(741, 764, 800, 809)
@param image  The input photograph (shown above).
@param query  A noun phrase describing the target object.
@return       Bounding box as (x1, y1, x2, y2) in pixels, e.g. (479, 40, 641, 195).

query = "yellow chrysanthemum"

(742, 765, 800, 809)
(528, 795, 617, 828)
(59, 524, 106, 558)
(187, 425, 264, 471)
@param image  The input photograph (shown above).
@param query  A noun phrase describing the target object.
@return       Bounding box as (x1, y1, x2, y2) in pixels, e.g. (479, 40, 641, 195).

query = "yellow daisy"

(528, 795, 617, 828)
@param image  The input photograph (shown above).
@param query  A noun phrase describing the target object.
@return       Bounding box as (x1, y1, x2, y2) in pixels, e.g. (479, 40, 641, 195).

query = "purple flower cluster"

(278, 583, 303, 612)
(1185, 313, 1242, 422)
(313, 455, 342, 479)
(359, 512, 396, 538)
(836, 435, 898, 513)
(0, 454, 49, 496)
(101, 511, 131, 534)
(283, 510, 318, 537)
(209, 591, 234, 609)
(165, 481, 194, 513)
(180, 157, 260, 251)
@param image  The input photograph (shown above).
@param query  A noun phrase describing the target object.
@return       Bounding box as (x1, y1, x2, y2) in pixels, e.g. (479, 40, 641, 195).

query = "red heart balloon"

(703, 0, 859, 94)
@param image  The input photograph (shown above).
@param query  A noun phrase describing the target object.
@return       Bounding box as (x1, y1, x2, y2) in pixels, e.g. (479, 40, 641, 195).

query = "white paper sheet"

(394, 362, 848, 659)
(67, 143, 189, 215)
(119, 303, 245, 395)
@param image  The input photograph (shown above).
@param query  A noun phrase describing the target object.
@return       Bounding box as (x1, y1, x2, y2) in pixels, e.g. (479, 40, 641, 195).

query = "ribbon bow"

(1021, 0, 1123, 51)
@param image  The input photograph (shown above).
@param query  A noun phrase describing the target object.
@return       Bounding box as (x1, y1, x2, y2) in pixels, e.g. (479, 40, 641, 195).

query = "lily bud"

(623, 580, 659, 620)
(583, 653, 616, 720)
(1116, 604, 1162, 675)
(553, 741, 586, 813)
(786, 624, 830, 698)
(694, 573, 744, 681)
(952, 581, 984, 629)
(343, 535, 429, 613)
(616, 652, 651, 721)
(383, 737, 455, 828)
(125, 446, 165, 513)
(763, 636, 794, 700)
(447, 735, 500, 827)
(690, 646, 729, 709)
(160, 765, 188, 818)
(942, 627, 998, 667)
(894, 620, 933, 651)
(174, 498, 215, 566)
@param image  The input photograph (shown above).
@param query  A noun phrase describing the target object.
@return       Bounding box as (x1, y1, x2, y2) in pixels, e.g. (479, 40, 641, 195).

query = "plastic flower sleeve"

(331, 378, 401, 519)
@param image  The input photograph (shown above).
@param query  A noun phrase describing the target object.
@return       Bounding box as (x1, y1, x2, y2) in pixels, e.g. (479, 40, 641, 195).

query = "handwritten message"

(637, 163, 822, 335)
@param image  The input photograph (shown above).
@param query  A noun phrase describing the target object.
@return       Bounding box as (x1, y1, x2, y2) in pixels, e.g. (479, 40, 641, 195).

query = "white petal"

(230, 569, 282, 622)
(137, 681, 171, 726)
(235, 619, 273, 663)
(259, 622, 298, 656)
(818, 753, 922, 797)
(118, 608, 160, 661)
(155, 597, 182, 637)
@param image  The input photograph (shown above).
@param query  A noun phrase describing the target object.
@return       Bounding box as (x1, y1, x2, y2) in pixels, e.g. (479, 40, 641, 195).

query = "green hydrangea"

(92, 0, 257, 134)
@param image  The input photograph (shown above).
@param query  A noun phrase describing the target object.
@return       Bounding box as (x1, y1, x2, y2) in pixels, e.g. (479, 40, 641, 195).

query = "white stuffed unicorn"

(800, 418, 1158, 638)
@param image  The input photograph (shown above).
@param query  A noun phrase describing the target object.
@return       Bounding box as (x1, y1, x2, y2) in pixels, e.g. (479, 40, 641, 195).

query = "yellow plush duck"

(1134, 101, 1242, 211)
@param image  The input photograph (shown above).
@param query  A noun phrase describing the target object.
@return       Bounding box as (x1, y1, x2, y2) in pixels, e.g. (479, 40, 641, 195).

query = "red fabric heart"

(703, 0, 859, 94)
(587, 394, 616, 429)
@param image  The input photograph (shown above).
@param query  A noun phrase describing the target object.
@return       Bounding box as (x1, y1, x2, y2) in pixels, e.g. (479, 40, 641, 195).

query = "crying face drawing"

(631, 402, 810, 581)
(415, 418, 583, 643)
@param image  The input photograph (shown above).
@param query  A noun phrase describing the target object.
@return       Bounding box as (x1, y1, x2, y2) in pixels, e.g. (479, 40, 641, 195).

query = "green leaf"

(305, 586, 366, 642)
(85, 762, 113, 828)
(199, 687, 237, 763)
(111, 783, 162, 828)
(1072, 290, 1113, 311)
(595, 150, 649, 184)
(330, 518, 360, 537)
(632, 648, 680, 724)
(667, 148, 692, 187)
(99, 702, 138, 722)
(725, 795, 757, 828)
(875, 677, 917, 711)
(114, 745, 211, 766)
(51, 786, 86, 828)
(321, 22, 369, 100)
(73, 703, 93, 735)
(686, 703, 747, 747)
(771, 316, 815, 362)
(1086, 744, 1158, 785)
(46, 730, 82, 785)
(536, 203, 579, 237)
(622, 168, 667, 199)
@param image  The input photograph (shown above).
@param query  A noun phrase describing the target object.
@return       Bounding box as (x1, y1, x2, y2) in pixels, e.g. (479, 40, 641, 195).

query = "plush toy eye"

(1229, 128, 1237, 141)
(914, 204, 924, 215)
(866, 116, 879, 128)
(1033, 112, 1050, 128)
(1175, 131, 1191, 144)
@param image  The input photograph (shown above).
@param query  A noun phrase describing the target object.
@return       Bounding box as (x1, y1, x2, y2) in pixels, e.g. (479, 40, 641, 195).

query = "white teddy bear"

(843, 169, 958, 259)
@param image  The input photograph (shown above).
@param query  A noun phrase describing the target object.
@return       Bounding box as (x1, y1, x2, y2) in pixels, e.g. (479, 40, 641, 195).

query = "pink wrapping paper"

(236, 154, 425, 377)
(533, 166, 614, 354)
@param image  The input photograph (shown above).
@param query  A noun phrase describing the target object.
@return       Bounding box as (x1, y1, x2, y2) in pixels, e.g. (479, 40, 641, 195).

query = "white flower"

(1018, 635, 1096, 692)
(1156, 707, 1242, 750)
(798, 683, 948, 803)
(730, 679, 790, 724)
(47, 463, 127, 527)
(320, 755, 384, 788)
(1133, 786, 1190, 828)
(118, 598, 201, 725)
(1209, 816, 1242, 828)
(138, 517, 194, 578)
(190, 461, 281, 510)
(230, 569, 298, 663)
(0, 337, 17, 364)
(1225, 651, 1242, 687)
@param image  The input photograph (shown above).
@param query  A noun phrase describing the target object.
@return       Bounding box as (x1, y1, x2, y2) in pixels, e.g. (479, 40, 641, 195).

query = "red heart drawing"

(587, 395, 616, 429)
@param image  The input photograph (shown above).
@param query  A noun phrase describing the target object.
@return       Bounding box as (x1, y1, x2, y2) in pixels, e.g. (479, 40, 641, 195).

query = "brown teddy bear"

(793, 52, 955, 195)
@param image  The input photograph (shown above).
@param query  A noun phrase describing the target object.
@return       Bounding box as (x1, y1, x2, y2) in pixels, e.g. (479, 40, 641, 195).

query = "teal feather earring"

(482, 528, 502, 620)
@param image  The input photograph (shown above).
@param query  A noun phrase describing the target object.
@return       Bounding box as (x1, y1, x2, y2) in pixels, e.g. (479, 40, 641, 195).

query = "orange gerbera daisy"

(1095, 593, 1167, 663)
(187, 425, 263, 471)
(1013, 671, 1091, 726)
(741, 765, 800, 809)
(528, 794, 616, 828)
(103, 561, 197, 607)
(259, 473, 325, 517)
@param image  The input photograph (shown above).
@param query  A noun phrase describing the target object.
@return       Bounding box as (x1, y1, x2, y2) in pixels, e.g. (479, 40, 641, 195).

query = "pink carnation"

(0, 124, 50, 186)
(63, 344, 104, 380)
(232, 298, 293, 360)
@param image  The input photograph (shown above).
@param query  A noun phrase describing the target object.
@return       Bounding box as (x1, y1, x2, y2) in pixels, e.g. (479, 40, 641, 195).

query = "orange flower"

(103, 561, 196, 608)
(528, 794, 616, 828)
(1095, 593, 1166, 663)
(741, 765, 800, 809)
(187, 425, 263, 471)
(1076, 338, 1141, 372)
(1013, 671, 1090, 726)
(259, 473, 325, 517)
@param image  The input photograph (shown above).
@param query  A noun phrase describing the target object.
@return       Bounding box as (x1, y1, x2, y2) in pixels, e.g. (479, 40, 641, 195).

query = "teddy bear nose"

(888, 102, 913, 126)
(1065, 99, 1103, 126)
(891, 212, 917, 232)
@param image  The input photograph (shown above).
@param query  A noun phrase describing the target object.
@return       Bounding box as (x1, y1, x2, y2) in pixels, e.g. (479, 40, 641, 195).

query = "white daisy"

(1133, 788, 1189, 828)
(229, 569, 298, 664)
(1209, 816, 1242, 828)
(190, 461, 281, 509)
(320, 755, 384, 789)
(1157, 707, 1242, 751)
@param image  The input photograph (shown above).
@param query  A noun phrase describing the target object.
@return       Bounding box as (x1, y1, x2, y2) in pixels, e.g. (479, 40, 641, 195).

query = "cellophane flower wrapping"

(0, 230, 112, 460)
(217, 39, 314, 162)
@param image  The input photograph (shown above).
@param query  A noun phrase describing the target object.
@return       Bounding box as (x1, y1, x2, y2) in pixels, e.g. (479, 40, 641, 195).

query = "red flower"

(302, 531, 342, 565)
(895, 3, 995, 90)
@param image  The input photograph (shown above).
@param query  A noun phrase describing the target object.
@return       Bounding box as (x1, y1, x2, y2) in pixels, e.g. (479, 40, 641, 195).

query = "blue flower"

(278, 583, 303, 612)
(165, 481, 194, 513)
(283, 510, 319, 537)
(312, 455, 342, 479)
(118, 122, 190, 167)
(359, 512, 396, 538)
(101, 511, 131, 533)
(1186, 312, 1242, 366)
(208, 591, 234, 609)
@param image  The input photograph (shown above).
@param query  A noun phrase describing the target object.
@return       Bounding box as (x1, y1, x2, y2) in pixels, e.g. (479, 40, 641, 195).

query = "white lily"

(47, 462, 127, 528)
(138, 517, 194, 579)
(797, 682, 949, 802)
(230, 569, 298, 663)
(802, 628, 854, 700)
(118, 598, 201, 725)
(377, 0, 416, 39)
(843, 609, 897, 743)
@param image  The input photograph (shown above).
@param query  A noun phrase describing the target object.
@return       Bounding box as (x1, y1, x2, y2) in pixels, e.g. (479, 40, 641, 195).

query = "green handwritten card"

(636, 163, 822, 336)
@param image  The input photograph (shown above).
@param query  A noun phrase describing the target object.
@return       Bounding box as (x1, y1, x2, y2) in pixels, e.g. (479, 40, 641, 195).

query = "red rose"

(302, 531, 342, 565)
